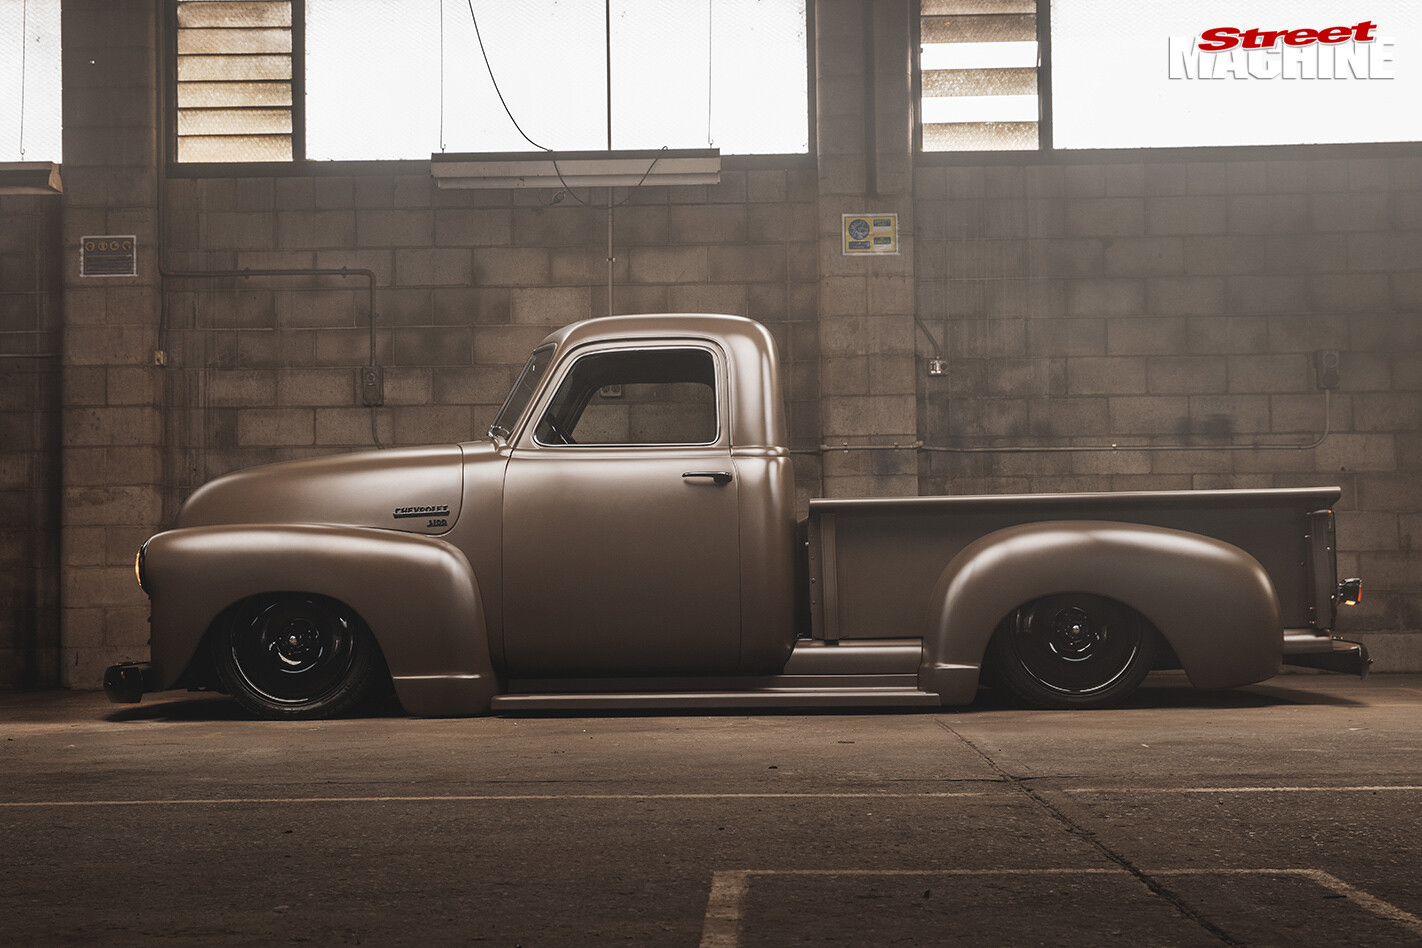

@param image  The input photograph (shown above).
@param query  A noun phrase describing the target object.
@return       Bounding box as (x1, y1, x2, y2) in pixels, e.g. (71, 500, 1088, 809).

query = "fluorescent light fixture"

(430, 149, 720, 190)
(0, 162, 62, 195)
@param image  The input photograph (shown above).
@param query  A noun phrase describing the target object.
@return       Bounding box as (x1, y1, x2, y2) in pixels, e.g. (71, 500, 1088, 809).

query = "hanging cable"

(466, 0, 549, 151)
(439, 0, 446, 152)
(18, 0, 29, 158)
(706, 0, 714, 147)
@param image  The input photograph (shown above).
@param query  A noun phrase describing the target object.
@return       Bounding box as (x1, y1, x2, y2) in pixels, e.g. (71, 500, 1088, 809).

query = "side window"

(535, 348, 719, 447)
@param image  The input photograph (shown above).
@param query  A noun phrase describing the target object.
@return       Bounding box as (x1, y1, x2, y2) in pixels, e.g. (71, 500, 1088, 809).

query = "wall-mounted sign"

(81, 235, 137, 277)
(842, 214, 898, 255)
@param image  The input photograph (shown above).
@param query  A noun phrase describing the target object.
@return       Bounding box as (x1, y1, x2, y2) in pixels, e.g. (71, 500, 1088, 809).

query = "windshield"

(488, 344, 555, 440)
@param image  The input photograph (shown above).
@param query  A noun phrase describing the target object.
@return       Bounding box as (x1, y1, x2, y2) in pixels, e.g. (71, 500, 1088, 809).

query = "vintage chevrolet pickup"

(106, 314, 1367, 718)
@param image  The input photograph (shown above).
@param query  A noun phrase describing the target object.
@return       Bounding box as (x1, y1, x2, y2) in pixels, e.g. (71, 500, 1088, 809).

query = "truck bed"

(806, 487, 1341, 642)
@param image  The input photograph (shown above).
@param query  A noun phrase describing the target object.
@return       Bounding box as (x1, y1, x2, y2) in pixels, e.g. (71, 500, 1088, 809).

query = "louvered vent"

(919, 0, 1039, 152)
(176, 0, 293, 162)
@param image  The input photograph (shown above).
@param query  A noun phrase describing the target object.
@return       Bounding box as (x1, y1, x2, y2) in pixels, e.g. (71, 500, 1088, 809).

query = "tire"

(987, 593, 1157, 710)
(212, 593, 378, 720)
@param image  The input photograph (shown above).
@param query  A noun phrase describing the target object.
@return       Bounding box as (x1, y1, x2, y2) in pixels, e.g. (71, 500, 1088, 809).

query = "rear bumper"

(103, 662, 158, 703)
(1281, 638, 1371, 678)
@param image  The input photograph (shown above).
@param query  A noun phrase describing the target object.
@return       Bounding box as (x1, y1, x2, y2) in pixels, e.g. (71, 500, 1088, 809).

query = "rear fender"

(144, 524, 499, 715)
(917, 520, 1282, 704)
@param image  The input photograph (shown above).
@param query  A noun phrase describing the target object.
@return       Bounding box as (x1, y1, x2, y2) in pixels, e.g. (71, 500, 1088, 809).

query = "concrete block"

(821, 395, 916, 438)
(1027, 239, 1103, 278)
(820, 356, 869, 395)
(434, 208, 513, 247)
(1023, 164, 1065, 198)
(1347, 232, 1422, 273)
(511, 286, 592, 326)
(1270, 393, 1337, 433)
(63, 527, 106, 567)
(312, 176, 354, 209)
(1186, 315, 1269, 354)
(1025, 319, 1104, 357)
(1103, 237, 1184, 276)
(1069, 198, 1143, 237)
(1145, 276, 1226, 316)
(1062, 165, 1105, 198)
(474, 248, 552, 286)
(629, 246, 707, 284)
(237, 409, 314, 446)
(200, 212, 274, 251)
(353, 176, 396, 209)
(1144, 163, 1188, 196)
(432, 365, 519, 406)
(1227, 354, 1311, 394)
(983, 358, 1066, 398)
(433, 287, 509, 326)
(1184, 236, 1269, 276)
(1108, 395, 1189, 435)
(62, 484, 160, 527)
(391, 405, 475, 445)
(1146, 196, 1227, 236)
(275, 177, 315, 210)
(670, 204, 747, 244)
(1187, 394, 1271, 437)
(1107, 317, 1187, 355)
(1359, 474, 1422, 512)
(394, 248, 473, 287)
(1352, 392, 1422, 432)
(1148, 449, 1234, 475)
(747, 170, 789, 203)
(1065, 279, 1145, 318)
(1225, 275, 1308, 316)
(1225, 194, 1310, 235)
(669, 283, 748, 316)
(1071, 451, 1152, 475)
(1309, 192, 1390, 232)
(277, 210, 357, 249)
(104, 366, 155, 406)
(1307, 274, 1390, 313)
(951, 318, 1026, 358)
(205, 369, 277, 408)
(315, 408, 390, 447)
(63, 407, 160, 447)
(1263, 234, 1347, 274)
(1066, 356, 1147, 395)
(63, 367, 107, 407)
(512, 206, 600, 247)
(277, 368, 350, 407)
(1028, 396, 1108, 437)
(982, 279, 1064, 319)
(472, 326, 553, 366)
(393, 175, 433, 208)
(1147, 356, 1228, 395)
(392, 327, 473, 366)
(709, 245, 786, 284)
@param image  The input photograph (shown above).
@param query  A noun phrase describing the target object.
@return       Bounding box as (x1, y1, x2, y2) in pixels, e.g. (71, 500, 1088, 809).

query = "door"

(502, 344, 741, 677)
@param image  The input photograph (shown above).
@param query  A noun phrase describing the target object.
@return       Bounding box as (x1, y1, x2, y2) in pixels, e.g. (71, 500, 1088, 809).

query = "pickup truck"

(106, 314, 1367, 719)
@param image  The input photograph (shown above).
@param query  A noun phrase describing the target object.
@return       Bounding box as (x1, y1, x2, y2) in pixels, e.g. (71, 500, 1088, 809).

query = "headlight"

(134, 541, 149, 594)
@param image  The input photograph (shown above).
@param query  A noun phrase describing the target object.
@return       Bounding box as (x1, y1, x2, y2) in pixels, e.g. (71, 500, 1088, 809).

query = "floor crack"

(936, 719, 1244, 947)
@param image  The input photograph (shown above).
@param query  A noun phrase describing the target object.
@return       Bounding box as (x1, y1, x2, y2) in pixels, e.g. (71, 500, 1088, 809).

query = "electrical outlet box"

(1315, 350, 1340, 390)
(357, 366, 384, 406)
(927, 358, 948, 377)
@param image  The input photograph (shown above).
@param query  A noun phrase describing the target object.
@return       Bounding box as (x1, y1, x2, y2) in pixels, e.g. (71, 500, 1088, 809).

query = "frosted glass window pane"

(306, 0, 808, 159)
(1051, 0, 1422, 148)
(0, 0, 62, 162)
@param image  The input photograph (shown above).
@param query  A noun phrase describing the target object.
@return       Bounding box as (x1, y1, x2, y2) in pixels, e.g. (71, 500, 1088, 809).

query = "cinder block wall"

(0, 195, 62, 687)
(915, 156, 1422, 665)
(157, 168, 823, 512)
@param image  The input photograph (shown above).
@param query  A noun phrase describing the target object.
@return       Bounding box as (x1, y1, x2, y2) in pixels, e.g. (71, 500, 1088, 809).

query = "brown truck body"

(107, 314, 1366, 718)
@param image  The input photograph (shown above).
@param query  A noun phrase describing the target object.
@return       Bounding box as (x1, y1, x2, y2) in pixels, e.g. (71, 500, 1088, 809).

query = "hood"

(177, 444, 467, 536)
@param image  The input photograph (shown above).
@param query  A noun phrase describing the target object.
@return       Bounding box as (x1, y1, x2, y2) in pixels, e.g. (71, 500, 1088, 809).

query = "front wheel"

(987, 593, 1157, 709)
(213, 594, 379, 720)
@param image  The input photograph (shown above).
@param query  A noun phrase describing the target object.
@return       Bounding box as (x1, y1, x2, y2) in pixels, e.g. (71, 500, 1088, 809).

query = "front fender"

(144, 524, 499, 715)
(918, 520, 1282, 703)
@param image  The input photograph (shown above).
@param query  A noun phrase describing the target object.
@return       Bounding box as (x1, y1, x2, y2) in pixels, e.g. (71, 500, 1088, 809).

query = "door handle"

(682, 471, 733, 485)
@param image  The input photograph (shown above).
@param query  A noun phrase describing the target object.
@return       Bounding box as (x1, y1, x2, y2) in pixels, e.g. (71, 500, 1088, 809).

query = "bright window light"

(306, 0, 808, 159)
(920, 41, 1039, 71)
(0, 0, 62, 162)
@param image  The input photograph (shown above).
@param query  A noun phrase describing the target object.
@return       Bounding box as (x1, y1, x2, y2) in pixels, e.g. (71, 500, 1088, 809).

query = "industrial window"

(0, 0, 62, 162)
(919, 1, 1422, 153)
(306, 0, 809, 159)
(535, 348, 719, 447)
(174, 0, 294, 162)
(918, 0, 1040, 153)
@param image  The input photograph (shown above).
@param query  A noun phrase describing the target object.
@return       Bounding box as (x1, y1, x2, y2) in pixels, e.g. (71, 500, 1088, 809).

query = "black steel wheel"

(213, 594, 378, 720)
(988, 593, 1157, 709)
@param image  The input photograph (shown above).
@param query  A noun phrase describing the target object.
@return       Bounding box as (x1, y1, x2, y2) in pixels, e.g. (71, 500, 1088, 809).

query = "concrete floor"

(2, 672, 1420, 947)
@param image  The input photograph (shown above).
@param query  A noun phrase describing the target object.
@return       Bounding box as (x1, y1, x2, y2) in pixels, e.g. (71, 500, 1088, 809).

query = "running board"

(490, 688, 944, 712)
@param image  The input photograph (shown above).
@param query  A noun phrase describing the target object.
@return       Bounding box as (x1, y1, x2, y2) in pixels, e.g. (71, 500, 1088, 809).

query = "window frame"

(914, 0, 1422, 165)
(524, 343, 727, 451)
(164, 0, 817, 174)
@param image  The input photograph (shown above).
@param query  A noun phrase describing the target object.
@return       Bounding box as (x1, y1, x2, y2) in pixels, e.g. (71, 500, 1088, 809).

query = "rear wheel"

(988, 593, 1157, 709)
(212, 594, 378, 720)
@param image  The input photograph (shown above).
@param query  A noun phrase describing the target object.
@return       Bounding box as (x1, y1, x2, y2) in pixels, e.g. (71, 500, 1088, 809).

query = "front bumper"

(103, 662, 159, 703)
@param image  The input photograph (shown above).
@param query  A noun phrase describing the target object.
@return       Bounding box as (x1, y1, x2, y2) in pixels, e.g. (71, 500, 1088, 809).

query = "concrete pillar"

(59, 0, 162, 686)
(815, 0, 919, 497)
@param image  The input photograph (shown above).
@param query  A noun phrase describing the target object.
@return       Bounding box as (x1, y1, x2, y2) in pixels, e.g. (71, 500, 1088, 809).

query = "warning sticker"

(842, 214, 898, 255)
(81, 236, 137, 277)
